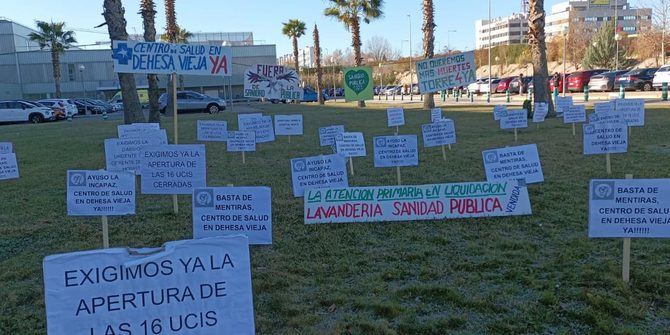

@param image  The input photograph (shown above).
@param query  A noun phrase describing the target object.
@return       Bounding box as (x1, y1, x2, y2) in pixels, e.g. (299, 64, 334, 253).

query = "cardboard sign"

(304, 179, 532, 224)
(140, 145, 206, 194)
(589, 179, 670, 237)
(594, 101, 615, 114)
(243, 64, 303, 100)
(274, 115, 303, 136)
(319, 125, 345, 147)
(237, 113, 263, 125)
(227, 131, 256, 152)
(343, 66, 374, 101)
(66, 170, 135, 216)
(415, 51, 477, 93)
(500, 109, 528, 129)
(583, 113, 628, 155)
(532, 102, 549, 123)
(563, 105, 586, 124)
(118, 123, 160, 137)
(119, 128, 168, 143)
(482, 144, 544, 184)
(430, 108, 443, 122)
(193, 187, 272, 244)
(240, 116, 275, 143)
(197, 120, 228, 142)
(421, 120, 456, 148)
(290, 154, 349, 197)
(387, 108, 405, 127)
(0, 153, 19, 180)
(105, 137, 168, 175)
(0, 142, 13, 154)
(43, 235, 255, 334)
(335, 132, 366, 157)
(555, 96, 573, 115)
(493, 105, 507, 121)
(615, 98, 645, 126)
(112, 40, 232, 76)
(373, 135, 419, 167)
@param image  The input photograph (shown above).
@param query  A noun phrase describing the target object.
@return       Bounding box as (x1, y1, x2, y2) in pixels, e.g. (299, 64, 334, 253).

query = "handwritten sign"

(374, 135, 419, 167)
(0, 142, 12, 154)
(335, 132, 366, 157)
(387, 108, 405, 127)
(117, 123, 160, 137)
(0, 153, 19, 180)
(304, 179, 532, 224)
(243, 64, 303, 100)
(532, 102, 549, 123)
(589, 179, 670, 237)
(563, 105, 586, 124)
(500, 109, 528, 129)
(140, 145, 206, 194)
(415, 51, 477, 93)
(112, 40, 232, 76)
(237, 113, 262, 125)
(227, 131, 256, 152)
(66, 170, 135, 216)
(43, 235, 255, 334)
(421, 120, 456, 147)
(319, 125, 345, 147)
(555, 96, 573, 115)
(240, 116, 275, 143)
(105, 137, 168, 175)
(197, 120, 228, 141)
(290, 154, 349, 197)
(615, 98, 645, 126)
(193, 187, 272, 245)
(482, 144, 543, 184)
(594, 101, 615, 114)
(583, 113, 628, 155)
(493, 105, 507, 121)
(274, 115, 303, 136)
(430, 108, 443, 122)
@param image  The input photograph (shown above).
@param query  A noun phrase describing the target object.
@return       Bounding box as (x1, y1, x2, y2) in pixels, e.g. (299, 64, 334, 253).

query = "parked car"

(73, 99, 103, 115)
(159, 91, 227, 114)
(567, 69, 608, 92)
(24, 100, 65, 120)
(587, 70, 629, 92)
(38, 98, 78, 117)
(508, 76, 533, 94)
(467, 79, 486, 94)
(495, 77, 516, 93)
(616, 68, 658, 91)
(480, 78, 501, 94)
(549, 74, 566, 93)
(0, 100, 54, 123)
(110, 89, 150, 107)
(652, 64, 670, 89)
(86, 99, 114, 114)
(384, 86, 401, 95)
(302, 88, 329, 102)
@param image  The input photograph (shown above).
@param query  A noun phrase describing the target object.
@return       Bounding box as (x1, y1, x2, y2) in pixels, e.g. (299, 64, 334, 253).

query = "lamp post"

(562, 26, 568, 97)
(379, 62, 384, 96)
(488, 0, 492, 103)
(446, 29, 457, 53)
(330, 56, 336, 102)
(78, 64, 87, 114)
(407, 14, 414, 99)
(614, 0, 620, 70)
(615, 33, 622, 71)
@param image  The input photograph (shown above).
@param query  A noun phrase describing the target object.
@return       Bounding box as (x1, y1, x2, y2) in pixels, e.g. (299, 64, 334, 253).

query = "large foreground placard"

(305, 180, 532, 224)
(66, 170, 135, 216)
(416, 51, 476, 93)
(43, 235, 255, 334)
(140, 145, 206, 194)
(589, 179, 670, 237)
(243, 64, 303, 100)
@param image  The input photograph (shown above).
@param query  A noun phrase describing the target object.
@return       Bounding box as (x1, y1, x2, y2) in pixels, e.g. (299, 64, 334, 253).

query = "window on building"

(623, 16, 636, 21)
(623, 26, 636, 32)
(67, 64, 75, 81)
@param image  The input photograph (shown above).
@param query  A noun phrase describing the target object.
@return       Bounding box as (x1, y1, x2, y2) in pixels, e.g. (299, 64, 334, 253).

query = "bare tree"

(364, 36, 398, 62)
(566, 21, 593, 70)
(650, 0, 670, 64)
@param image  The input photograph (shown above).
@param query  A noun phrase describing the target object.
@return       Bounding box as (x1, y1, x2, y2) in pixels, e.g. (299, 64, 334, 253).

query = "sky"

(0, 0, 644, 57)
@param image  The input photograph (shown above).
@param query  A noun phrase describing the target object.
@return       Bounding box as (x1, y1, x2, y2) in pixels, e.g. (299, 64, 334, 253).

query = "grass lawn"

(1, 102, 669, 334)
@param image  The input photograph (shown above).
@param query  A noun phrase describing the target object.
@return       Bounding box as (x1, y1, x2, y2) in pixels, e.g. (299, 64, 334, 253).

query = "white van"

(652, 64, 670, 89)
(0, 100, 54, 123)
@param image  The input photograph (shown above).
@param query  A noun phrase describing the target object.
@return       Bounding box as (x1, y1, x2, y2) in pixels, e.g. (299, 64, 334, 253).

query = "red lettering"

(210, 56, 228, 75)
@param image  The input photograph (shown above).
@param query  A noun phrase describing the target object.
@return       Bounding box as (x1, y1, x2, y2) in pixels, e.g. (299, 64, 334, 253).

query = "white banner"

(290, 154, 349, 197)
(374, 135, 419, 167)
(335, 132, 366, 157)
(319, 125, 345, 147)
(197, 120, 228, 142)
(227, 131, 256, 152)
(387, 108, 405, 127)
(482, 144, 544, 184)
(0, 153, 19, 180)
(415, 51, 477, 93)
(421, 120, 456, 148)
(66, 170, 135, 216)
(243, 64, 303, 100)
(105, 137, 168, 175)
(240, 116, 275, 143)
(140, 145, 206, 194)
(274, 115, 303, 136)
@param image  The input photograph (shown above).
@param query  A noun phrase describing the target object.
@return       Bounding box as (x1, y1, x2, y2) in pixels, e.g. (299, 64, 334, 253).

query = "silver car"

(159, 91, 227, 114)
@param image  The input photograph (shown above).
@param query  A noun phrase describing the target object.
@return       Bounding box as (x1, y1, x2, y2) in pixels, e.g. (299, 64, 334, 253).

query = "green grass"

(1, 102, 669, 334)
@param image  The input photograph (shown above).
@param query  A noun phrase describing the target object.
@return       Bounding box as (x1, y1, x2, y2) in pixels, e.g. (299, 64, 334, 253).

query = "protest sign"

(66, 170, 135, 216)
(335, 132, 366, 157)
(197, 120, 228, 142)
(387, 108, 405, 127)
(226, 131, 256, 152)
(555, 96, 573, 114)
(319, 125, 345, 146)
(243, 64, 303, 100)
(290, 154, 349, 197)
(118, 124, 167, 141)
(111, 40, 232, 76)
(532, 102, 549, 123)
(0, 153, 19, 180)
(304, 179, 532, 224)
(430, 108, 443, 122)
(594, 101, 615, 114)
(500, 109, 528, 129)
(482, 144, 543, 184)
(274, 115, 303, 136)
(240, 116, 275, 143)
(193, 187, 272, 245)
(140, 145, 206, 194)
(563, 105, 586, 124)
(493, 105, 507, 121)
(615, 98, 645, 126)
(373, 135, 419, 167)
(105, 137, 168, 175)
(583, 113, 628, 155)
(343, 66, 374, 101)
(422, 120, 456, 148)
(415, 51, 476, 93)
(237, 113, 263, 125)
(589, 179, 670, 237)
(0, 142, 12, 154)
(43, 235, 255, 335)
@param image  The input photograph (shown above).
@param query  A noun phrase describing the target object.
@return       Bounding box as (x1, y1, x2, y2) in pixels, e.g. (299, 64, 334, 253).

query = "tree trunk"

(314, 24, 324, 105)
(292, 36, 301, 104)
(528, 0, 554, 114)
(141, 0, 161, 123)
(103, 0, 145, 124)
(422, 0, 435, 109)
(351, 18, 365, 107)
(51, 50, 62, 98)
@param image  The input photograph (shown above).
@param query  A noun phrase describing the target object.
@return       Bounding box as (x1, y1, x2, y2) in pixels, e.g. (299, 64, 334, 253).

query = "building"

(277, 45, 315, 68)
(0, 19, 276, 100)
(475, 13, 529, 49)
(126, 32, 255, 46)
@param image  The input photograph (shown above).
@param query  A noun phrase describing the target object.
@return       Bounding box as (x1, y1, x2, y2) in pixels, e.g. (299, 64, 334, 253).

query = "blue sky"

(1, 0, 639, 57)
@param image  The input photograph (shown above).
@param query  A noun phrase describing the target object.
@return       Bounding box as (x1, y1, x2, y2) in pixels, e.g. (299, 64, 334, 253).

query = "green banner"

(343, 66, 373, 102)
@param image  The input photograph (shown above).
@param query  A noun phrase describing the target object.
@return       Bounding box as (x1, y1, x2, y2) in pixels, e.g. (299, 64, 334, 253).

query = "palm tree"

(28, 21, 77, 98)
(421, 0, 435, 109)
(528, 0, 554, 114)
(313, 24, 325, 105)
(282, 19, 307, 74)
(163, 0, 178, 43)
(160, 26, 192, 43)
(324, 0, 384, 107)
(139, 0, 160, 123)
(102, 0, 145, 123)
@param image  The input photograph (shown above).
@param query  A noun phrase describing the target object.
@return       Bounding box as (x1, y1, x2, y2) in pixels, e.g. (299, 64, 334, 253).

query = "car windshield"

(625, 69, 643, 75)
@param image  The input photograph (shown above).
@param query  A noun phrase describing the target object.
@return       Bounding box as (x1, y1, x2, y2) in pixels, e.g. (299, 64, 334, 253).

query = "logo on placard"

(335, 133, 344, 141)
(112, 43, 133, 65)
(592, 181, 615, 200)
(194, 189, 214, 207)
(319, 127, 327, 134)
(375, 138, 387, 147)
(584, 124, 596, 135)
(292, 159, 307, 172)
(68, 171, 87, 187)
(484, 151, 499, 164)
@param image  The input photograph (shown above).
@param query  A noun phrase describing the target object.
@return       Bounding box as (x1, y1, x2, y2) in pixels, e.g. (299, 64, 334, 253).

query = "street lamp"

(407, 14, 414, 98)
(78, 64, 86, 98)
(330, 56, 336, 102)
(615, 33, 622, 71)
(562, 26, 568, 97)
(446, 29, 457, 53)
(379, 63, 383, 91)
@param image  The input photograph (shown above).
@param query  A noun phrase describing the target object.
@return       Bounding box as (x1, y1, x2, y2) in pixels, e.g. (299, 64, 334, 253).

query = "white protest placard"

(0, 153, 19, 180)
(373, 135, 419, 167)
(243, 64, 303, 100)
(274, 114, 303, 136)
(112, 40, 232, 76)
(532, 102, 549, 123)
(105, 137, 168, 175)
(615, 98, 645, 126)
(119, 128, 168, 143)
(335, 132, 366, 157)
(66, 170, 135, 216)
(240, 116, 275, 143)
(589, 179, 670, 237)
(197, 120, 228, 142)
(482, 144, 544, 184)
(500, 110, 528, 129)
(226, 131, 256, 152)
(583, 113, 628, 155)
(415, 50, 477, 93)
(0, 142, 13, 154)
(563, 105, 586, 124)
(304, 179, 532, 224)
(421, 120, 456, 148)
(319, 125, 345, 147)
(594, 101, 615, 114)
(430, 108, 443, 122)
(140, 145, 206, 194)
(237, 113, 263, 125)
(493, 105, 507, 121)
(555, 96, 573, 115)
(117, 123, 160, 138)
(290, 154, 349, 197)
(387, 108, 405, 127)
(43, 235, 255, 335)
(193, 187, 272, 245)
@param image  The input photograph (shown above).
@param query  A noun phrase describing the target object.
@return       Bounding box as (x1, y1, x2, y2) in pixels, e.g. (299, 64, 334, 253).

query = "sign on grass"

(555, 96, 573, 114)
(589, 179, 670, 237)
(0, 142, 13, 154)
(0, 153, 19, 180)
(66, 170, 135, 216)
(237, 113, 263, 125)
(343, 66, 374, 101)
(227, 131, 256, 152)
(43, 235, 255, 334)
(240, 115, 275, 143)
(563, 105, 586, 124)
(274, 115, 303, 136)
(105, 137, 168, 175)
(319, 125, 345, 146)
(119, 127, 167, 143)
(430, 108, 443, 122)
(493, 105, 507, 121)
(290, 154, 348, 197)
(387, 108, 405, 127)
(421, 120, 456, 147)
(140, 145, 206, 194)
(482, 144, 544, 184)
(532, 102, 549, 123)
(335, 132, 367, 157)
(500, 109, 528, 129)
(594, 101, 615, 114)
(415, 51, 476, 93)
(193, 187, 272, 244)
(373, 135, 418, 167)
(615, 98, 644, 126)
(197, 120, 228, 141)
(244, 64, 303, 100)
(112, 40, 232, 76)
(117, 123, 160, 137)
(583, 113, 628, 155)
(304, 179, 532, 224)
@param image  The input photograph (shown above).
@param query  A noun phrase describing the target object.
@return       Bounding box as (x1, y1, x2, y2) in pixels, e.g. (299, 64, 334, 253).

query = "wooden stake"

(288, 135, 291, 144)
(395, 126, 399, 136)
(622, 173, 633, 283)
(572, 122, 576, 136)
(396, 166, 401, 185)
(448, 144, 452, 150)
(441, 145, 447, 161)
(101, 215, 109, 248)
(242, 151, 246, 164)
(514, 127, 518, 143)
(171, 73, 179, 215)
(349, 157, 354, 176)
(172, 194, 178, 214)
(606, 153, 611, 175)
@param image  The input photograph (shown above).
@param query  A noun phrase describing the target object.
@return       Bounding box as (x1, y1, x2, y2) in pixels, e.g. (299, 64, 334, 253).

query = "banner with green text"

(343, 66, 374, 102)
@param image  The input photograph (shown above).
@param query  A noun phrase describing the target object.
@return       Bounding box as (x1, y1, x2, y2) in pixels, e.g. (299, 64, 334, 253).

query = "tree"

(314, 24, 325, 105)
(139, 0, 160, 123)
(163, 0, 178, 122)
(325, 0, 384, 107)
(528, 0, 553, 114)
(28, 21, 77, 98)
(582, 22, 634, 70)
(566, 21, 592, 70)
(421, 0, 435, 109)
(282, 19, 307, 73)
(651, 0, 670, 64)
(364, 36, 397, 62)
(102, 0, 145, 123)
(635, 29, 664, 66)
(160, 26, 192, 43)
